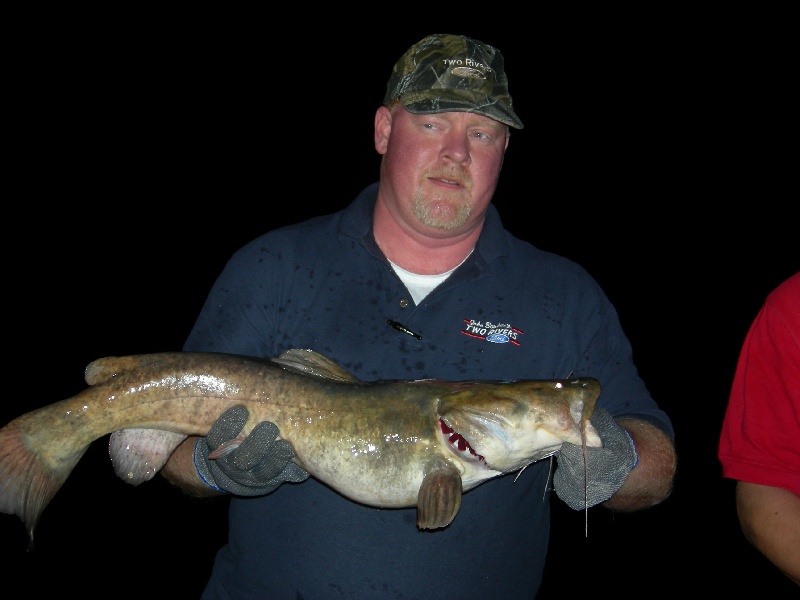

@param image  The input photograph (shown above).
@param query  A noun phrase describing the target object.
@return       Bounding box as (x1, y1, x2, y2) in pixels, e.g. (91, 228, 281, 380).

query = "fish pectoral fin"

(207, 436, 245, 460)
(416, 464, 462, 530)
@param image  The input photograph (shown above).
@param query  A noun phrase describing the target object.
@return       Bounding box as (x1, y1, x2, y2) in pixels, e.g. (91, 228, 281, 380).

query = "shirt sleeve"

(718, 273, 800, 495)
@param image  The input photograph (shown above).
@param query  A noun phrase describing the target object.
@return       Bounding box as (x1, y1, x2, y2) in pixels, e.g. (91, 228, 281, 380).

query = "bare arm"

(160, 435, 226, 497)
(736, 481, 800, 585)
(602, 418, 677, 512)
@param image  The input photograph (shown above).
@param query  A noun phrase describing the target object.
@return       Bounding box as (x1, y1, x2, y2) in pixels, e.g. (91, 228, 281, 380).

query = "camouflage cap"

(384, 34, 523, 129)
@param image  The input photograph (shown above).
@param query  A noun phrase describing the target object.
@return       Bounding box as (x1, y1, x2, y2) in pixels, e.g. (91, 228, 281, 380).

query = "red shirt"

(719, 271, 800, 495)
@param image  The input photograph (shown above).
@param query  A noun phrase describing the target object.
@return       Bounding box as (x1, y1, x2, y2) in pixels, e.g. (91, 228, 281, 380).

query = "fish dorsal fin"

(416, 463, 462, 530)
(85, 353, 195, 386)
(84, 355, 159, 385)
(271, 349, 361, 383)
(85, 357, 118, 385)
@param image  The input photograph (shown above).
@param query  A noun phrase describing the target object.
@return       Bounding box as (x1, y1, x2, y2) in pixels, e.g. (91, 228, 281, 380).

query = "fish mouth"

(438, 418, 487, 465)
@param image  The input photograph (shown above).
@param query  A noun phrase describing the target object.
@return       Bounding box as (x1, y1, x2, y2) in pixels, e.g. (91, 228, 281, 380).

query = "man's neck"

(372, 196, 482, 275)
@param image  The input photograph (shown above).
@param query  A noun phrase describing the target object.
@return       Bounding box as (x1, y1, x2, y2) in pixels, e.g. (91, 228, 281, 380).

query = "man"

(161, 33, 677, 598)
(719, 272, 800, 585)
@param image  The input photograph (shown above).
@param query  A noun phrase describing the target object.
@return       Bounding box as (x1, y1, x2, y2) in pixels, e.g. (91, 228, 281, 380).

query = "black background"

(3, 10, 797, 598)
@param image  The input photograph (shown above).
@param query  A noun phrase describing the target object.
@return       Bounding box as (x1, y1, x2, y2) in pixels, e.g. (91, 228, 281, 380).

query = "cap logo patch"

(450, 66, 487, 80)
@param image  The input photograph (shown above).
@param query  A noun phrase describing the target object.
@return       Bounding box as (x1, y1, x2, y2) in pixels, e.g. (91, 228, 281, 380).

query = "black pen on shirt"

(387, 319, 422, 340)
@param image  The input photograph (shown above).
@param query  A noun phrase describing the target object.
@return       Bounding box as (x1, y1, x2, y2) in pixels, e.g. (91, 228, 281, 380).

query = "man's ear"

(374, 106, 392, 155)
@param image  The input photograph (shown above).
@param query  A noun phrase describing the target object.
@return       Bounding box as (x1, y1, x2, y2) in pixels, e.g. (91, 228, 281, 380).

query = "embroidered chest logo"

(461, 319, 523, 346)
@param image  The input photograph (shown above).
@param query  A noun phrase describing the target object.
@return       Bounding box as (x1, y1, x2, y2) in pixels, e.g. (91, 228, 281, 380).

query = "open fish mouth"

(439, 418, 486, 465)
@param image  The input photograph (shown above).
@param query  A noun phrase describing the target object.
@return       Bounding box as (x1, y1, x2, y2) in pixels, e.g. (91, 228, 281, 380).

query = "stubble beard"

(412, 180, 472, 231)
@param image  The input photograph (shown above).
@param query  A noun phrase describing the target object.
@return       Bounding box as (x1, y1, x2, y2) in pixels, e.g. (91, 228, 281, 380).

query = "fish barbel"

(0, 348, 601, 541)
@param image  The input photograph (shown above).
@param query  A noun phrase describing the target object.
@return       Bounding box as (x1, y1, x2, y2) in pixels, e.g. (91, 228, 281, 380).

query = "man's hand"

(553, 408, 638, 510)
(193, 405, 309, 495)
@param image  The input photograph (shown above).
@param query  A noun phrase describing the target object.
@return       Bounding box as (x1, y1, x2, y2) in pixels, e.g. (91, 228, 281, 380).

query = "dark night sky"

(4, 12, 797, 598)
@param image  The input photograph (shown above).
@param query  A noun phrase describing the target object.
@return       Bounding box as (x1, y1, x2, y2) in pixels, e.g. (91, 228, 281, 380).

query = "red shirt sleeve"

(718, 272, 800, 495)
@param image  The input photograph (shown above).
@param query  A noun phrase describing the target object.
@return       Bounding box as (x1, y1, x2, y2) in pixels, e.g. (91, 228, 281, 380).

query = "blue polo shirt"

(185, 182, 673, 600)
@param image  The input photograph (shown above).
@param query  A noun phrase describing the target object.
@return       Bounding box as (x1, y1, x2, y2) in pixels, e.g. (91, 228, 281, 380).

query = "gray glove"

(194, 405, 309, 495)
(553, 408, 638, 510)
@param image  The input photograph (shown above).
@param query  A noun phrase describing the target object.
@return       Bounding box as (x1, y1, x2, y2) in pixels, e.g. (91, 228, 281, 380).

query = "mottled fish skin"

(0, 349, 601, 541)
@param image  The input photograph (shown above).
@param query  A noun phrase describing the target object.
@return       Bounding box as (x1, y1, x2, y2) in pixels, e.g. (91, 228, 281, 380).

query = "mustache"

(424, 167, 472, 189)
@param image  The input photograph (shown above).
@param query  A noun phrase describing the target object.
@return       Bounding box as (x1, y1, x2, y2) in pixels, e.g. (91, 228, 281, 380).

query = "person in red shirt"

(718, 271, 800, 585)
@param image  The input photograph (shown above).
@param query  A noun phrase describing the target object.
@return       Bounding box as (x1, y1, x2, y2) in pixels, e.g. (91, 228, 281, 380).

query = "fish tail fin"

(0, 418, 86, 544)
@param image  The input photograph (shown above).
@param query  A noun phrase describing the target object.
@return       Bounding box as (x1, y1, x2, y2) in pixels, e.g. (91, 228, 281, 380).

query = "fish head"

(437, 378, 602, 475)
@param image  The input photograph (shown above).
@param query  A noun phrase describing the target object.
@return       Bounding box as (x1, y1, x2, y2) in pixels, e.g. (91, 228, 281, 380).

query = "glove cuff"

(193, 438, 225, 492)
(623, 428, 639, 469)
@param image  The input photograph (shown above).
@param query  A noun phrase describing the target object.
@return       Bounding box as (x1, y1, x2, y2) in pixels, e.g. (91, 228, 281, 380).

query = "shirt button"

(399, 298, 409, 308)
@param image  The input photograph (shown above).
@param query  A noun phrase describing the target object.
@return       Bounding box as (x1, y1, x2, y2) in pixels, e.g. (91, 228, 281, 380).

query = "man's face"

(375, 105, 509, 239)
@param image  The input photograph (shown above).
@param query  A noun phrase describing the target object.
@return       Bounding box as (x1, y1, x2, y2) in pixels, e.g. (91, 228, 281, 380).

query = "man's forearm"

(737, 481, 800, 585)
(160, 435, 226, 497)
(602, 418, 676, 512)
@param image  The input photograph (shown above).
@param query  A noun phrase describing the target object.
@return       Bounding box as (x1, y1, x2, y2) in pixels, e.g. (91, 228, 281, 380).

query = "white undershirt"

(389, 251, 473, 304)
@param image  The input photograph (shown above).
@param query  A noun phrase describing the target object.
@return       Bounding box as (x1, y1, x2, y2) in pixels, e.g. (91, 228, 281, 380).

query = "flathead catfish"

(0, 348, 601, 542)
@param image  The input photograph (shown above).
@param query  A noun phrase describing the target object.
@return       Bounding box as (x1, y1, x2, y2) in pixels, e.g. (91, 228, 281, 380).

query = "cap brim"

(400, 90, 524, 130)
